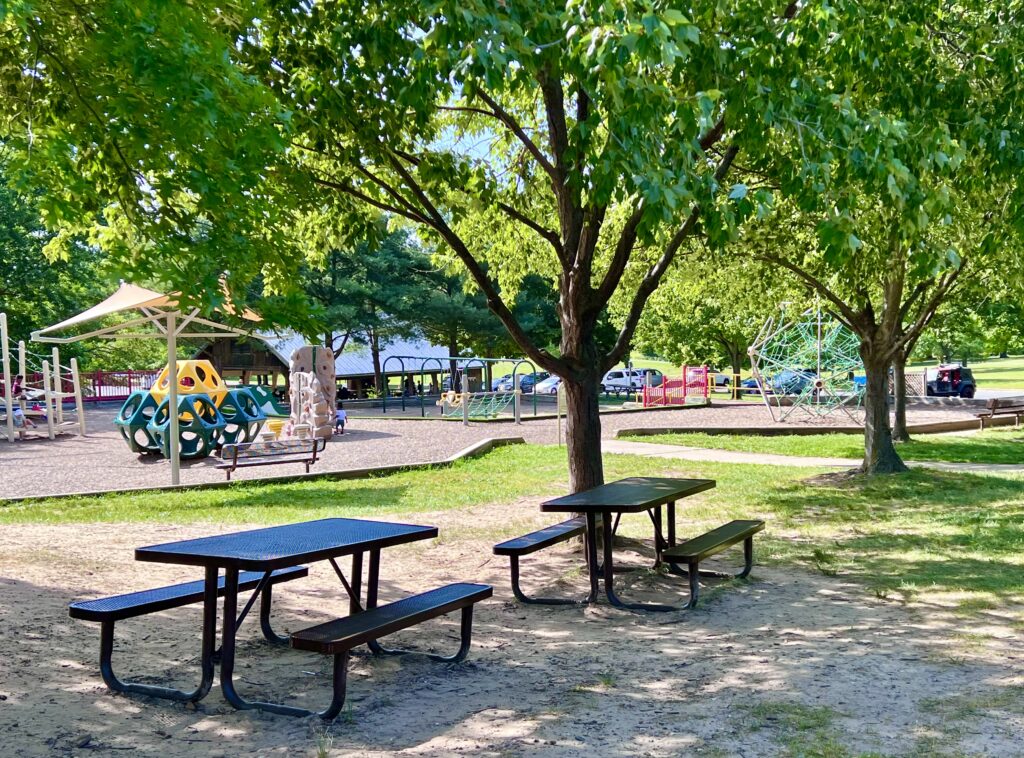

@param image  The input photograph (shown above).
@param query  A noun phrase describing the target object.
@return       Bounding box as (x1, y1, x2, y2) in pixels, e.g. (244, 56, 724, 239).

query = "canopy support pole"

(167, 312, 180, 486)
(1, 314, 14, 444)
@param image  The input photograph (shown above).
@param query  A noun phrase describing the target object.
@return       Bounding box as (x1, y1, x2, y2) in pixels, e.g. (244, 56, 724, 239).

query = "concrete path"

(977, 388, 1024, 400)
(603, 439, 1024, 475)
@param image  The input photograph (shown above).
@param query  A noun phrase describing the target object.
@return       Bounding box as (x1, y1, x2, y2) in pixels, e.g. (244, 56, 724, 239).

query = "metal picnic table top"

(135, 517, 438, 571)
(540, 476, 716, 514)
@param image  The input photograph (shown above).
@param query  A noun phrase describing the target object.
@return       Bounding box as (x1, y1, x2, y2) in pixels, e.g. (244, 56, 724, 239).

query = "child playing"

(334, 401, 347, 435)
(12, 405, 36, 429)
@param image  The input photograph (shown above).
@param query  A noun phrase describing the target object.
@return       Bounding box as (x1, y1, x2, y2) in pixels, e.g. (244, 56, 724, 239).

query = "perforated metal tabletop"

(135, 518, 438, 570)
(540, 476, 715, 514)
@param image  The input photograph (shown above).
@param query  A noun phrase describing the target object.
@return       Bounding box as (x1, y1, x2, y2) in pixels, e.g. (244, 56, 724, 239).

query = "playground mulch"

(1, 496, 1021, 756)
(0, 403, 975, 500)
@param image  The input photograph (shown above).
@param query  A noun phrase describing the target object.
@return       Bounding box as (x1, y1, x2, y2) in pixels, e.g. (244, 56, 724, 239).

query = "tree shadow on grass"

(760, 469, 1024, 601)
(903, 429, 1024, 464)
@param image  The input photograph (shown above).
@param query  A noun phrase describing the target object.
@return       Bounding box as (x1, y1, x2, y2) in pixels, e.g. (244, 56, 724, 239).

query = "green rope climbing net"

(748, 307, 864, 423)
(441, 391, 517, 419)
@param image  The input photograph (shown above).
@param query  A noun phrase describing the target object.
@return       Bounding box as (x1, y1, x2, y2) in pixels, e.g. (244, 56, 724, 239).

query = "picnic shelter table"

(541, 476, 715, 611)
(135, 517, 437, 716)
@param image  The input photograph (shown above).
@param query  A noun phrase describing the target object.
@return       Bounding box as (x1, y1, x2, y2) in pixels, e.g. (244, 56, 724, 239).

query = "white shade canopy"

(31, 281, 266, 487)
(32, 281, 261, 344)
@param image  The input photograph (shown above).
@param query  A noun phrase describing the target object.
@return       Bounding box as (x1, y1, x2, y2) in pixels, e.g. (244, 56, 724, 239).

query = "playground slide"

(247, 384, 290, 417)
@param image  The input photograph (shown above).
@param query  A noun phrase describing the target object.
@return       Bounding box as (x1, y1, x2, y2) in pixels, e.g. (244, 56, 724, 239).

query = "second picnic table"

(540, 476, 716, 611)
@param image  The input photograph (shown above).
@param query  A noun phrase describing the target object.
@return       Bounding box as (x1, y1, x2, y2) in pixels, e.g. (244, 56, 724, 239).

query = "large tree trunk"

(861, 354, 908, 474)
(447, 333, 459, 391)
(730, 347, 743, 400)
(560, 296, 606, 493)
(562, 371, 604, 493)
(370, 331, 383, 395)
(891, 351, 911, 443)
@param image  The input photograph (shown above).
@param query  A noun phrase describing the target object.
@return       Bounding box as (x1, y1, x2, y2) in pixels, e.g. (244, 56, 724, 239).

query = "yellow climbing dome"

(150, 360, 228, 407)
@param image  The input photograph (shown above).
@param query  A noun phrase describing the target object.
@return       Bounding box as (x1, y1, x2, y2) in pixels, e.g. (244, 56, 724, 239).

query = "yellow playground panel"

(150, 360, 228, 407)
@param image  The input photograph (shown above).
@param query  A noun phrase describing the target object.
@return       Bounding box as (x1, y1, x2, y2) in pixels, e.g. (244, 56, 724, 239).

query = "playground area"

(0, 401, 980, 500)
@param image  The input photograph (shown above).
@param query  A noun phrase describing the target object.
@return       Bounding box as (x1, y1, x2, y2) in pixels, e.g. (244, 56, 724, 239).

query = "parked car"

(740, 377, 763, 395)
(534, 375, 562, 394)
(708, 369, 732, 387)
(770, 368, 816, 396)
(925, 364, 977, 398)
(497, 371, 551, 392)
(601, 368, 663, 393)
(491, 374, 512, 391)
(634, 368, 665, 387)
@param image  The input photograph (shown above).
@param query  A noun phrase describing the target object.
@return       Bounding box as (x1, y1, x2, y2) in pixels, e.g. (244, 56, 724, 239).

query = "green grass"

(0, 446, 680, 525)
(636, 428, 1024, 464)
(5, 445, 1024, 621)
(909, 354, 1024, 390)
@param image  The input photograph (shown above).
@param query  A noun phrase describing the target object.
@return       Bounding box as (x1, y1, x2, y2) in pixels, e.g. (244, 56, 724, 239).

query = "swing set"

(380, 355, 540, 421)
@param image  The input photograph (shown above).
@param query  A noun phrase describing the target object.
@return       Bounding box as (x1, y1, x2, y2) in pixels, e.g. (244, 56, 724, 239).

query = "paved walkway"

(603, 439, 1024, 475)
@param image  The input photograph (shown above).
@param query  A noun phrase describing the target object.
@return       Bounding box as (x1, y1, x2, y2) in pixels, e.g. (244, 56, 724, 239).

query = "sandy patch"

(0, 498, 1020, 756)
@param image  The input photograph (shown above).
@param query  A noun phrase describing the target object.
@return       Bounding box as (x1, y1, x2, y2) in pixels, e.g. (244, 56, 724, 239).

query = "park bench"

(494, 518, 602, 605)
(217, 437, 326, 480)
(975, 397, 1024, 428)
(662, 519, 764, 609)
(290, 582, 492, 719)
(68, 566, 307, 699)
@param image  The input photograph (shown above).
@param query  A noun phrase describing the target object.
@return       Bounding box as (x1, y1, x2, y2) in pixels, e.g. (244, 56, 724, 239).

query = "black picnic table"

(135, 517, 437, 716)
(541, 476, 716, 611)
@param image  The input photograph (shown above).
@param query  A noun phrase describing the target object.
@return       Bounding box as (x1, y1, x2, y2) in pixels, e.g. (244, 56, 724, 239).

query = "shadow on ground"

(1, 514, 1022, 756)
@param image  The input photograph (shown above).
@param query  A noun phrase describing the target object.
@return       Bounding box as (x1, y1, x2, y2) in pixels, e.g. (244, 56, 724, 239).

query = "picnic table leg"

(96, 565, 218, 702)
(219, 566, 315, 717)
(647, 507, 674, 569)
(667, 501, 676, 546)
(653, 505, 664, 567)
(584, 513, 600, 603)
(365, 549, 398, 655)
(601, 511, 679, 613)
(257, 572, 290, 645)
(350, 552, 363, 616)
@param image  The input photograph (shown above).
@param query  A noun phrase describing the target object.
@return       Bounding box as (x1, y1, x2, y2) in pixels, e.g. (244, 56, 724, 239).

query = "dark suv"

(925, 365, 977, 398)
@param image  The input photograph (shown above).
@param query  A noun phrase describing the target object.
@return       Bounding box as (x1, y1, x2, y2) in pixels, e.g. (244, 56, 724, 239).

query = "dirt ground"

(1, 497, 1021, 757)
(0, 403, 974, 499)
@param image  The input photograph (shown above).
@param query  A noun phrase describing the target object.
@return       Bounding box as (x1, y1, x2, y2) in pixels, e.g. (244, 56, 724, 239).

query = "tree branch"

(593, 205, 645, 309)
(604, 145, 740, 368)
(756, 252, 862, 330)
(699, 115, 727, 152)
(896, 265, 965, 352)
(382, 152, 566, 375)
(311, 175, 430, 226)
(355, 165, 429, 220)
(474, 90, 556, 180)
(495, 201, 565, 260)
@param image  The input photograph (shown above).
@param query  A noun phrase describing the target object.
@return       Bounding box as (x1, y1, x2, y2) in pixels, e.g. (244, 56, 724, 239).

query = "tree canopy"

(3, 1, 1023, 484)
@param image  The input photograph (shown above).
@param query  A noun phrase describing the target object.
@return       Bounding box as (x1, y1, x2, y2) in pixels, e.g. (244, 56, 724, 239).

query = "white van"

(601, 368, 663, 393)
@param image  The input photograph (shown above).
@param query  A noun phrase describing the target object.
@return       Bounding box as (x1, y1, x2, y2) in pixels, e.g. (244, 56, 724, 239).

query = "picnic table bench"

(662, 519, 764, 608)
(291, 583, 492, 718)
(975, 396, 1024, 428)
(217, 437, 326, 480)
(494, 517, 603, 605)
(68, 566, 307, 701)
(70, 518, 489, 720)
